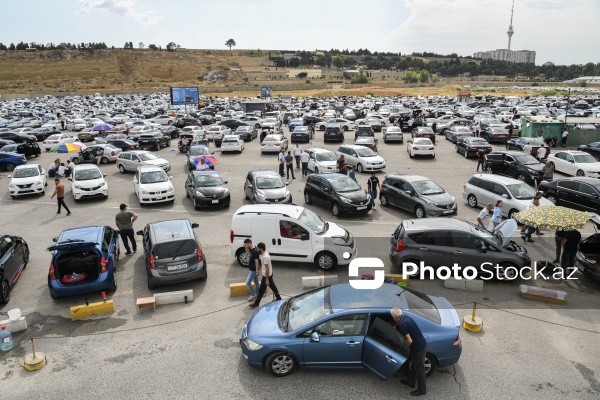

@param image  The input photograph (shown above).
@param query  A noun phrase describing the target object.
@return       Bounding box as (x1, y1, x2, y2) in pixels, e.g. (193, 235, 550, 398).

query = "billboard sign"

(170, 86, 199, 105)
(261, 86, 272, 98)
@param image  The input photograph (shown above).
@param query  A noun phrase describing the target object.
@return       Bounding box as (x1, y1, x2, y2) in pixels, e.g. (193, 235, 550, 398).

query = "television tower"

(507, 0, 515, 50)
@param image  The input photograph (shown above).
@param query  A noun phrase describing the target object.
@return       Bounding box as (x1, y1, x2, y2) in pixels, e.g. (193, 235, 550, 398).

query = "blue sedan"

(47, 226, 119, 300)
(0, 151, 27, 172)
(240, 284, 462, 378)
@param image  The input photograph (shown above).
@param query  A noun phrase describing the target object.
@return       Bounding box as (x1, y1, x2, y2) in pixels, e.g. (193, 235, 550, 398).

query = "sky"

(2, 0, 599, 66)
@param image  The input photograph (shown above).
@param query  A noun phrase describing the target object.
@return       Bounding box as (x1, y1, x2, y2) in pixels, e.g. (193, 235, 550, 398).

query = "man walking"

(293, 143, 302, 170)
(477, 203, 493, 230)
(561, 129, 568, 147)
(367, 172, 380, 210)
(278, 149, 285, 177)
(50, 178, 71, 215)
(285, 150, 295, 180)
(349, 165, 357, 182)
(243, 239, 260, 302)
(249, 242, 281, 308)
(392, 308, 427, 397)
(301, 148, 310, 179)
(115, 203, 138, 255)
(476, 148, 486, 172)
(561, 229, 582, 272)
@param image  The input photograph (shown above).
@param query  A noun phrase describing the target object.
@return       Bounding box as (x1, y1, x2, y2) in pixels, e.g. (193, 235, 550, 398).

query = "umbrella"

(51, 142, 83, 153)
(43, 114, 56, 119)
(191, 155, 217, 168)
(92, 123, 114, 132)
(515, 206, 593, 230)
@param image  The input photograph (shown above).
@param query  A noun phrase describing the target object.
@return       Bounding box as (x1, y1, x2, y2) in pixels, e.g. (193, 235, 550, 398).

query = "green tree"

(166, 42, 178, 52)
(403, 71, 419, 83)
(351, 71, 369, 84)
(225, 38, 236, 50)
(332, 56, 344, 69)
(418, 69, 431, 83)
(138, 42, 145, 49)
(148, 44, 158, 50)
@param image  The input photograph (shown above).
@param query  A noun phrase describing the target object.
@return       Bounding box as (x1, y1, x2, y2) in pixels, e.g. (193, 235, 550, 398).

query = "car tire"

(236, 248, 251, 267)
(496, 262, 518, 281)
(0, 280, 10, 305)
(304, 192, 312, 204)
(5, 163, 16, 172)
(357, 163, 364, 173)
(167, 140, 171, 147)
(506, 143, 510, 150)
(315, 251, 337, 271)
(331, 202, 341, 217)
(467, 194, 478, 208)
(403, 259, 421, 277)
(156, 142, 161, 151)
(147, 279, 155, 290)
(414, 205, 425, 219)
(455, 145, 460, 153)
(118, 164, 126, 174)
(409, 150, 414, 158)
(380, 194, 389, 207)
(265, 351, 298, 377)
(110, 268, 117, 291)
(516, 174, 526, 182)
(547, 194, 557, 205)
(101, 157, 109, 164)
(464, 149, 469, 158)
(576, 169, 585, 176)
(40, 190, 45, 196)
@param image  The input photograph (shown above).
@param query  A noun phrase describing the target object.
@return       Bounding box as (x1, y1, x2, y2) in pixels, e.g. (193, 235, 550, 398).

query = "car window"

(367, 317, 409, 357)
(451, 231, 485, 250)
(102, 228, 112, 252)
(558, 181, 578, 190)
(0, 236, 13, 258)
(153, 239, 196, 259)
(492, 184, 509, 197)
(304, 314, 366, 337)
(279, 220, 308, 240)
(564, 153, 574, 162)
(423, 231, 451, 246)
(555, 152, 566, 160)
(400, 181, 413, 192)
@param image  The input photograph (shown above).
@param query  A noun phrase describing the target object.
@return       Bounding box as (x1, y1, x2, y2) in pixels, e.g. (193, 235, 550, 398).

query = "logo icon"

(348, 257, 385, 290)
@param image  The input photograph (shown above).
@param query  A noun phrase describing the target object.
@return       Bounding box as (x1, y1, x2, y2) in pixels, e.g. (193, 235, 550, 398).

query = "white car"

(220, 135, 244, 153)
(307, 148, 338, 173)
(117, 150, 171, 173)
(260, 134, 288, 153)
(407, 138, 435, 158)
(317, 118, 355, 131)
(113, 114, 130, 124)
(42, 134, 78, 151)
(70, 143, 122, 164)
(548, 150, 600, 178)
(66, 119, 87, 131)
(152, 115, 175, 125)
(133, 165, 175, 204)
(8, 164, 47, 198)
(206, 125, 231, 142)
(69, 164, 108, 201)
(181, 126, 206, 136)
(261, 118, 280, 130)
(336, 144, 386, 173)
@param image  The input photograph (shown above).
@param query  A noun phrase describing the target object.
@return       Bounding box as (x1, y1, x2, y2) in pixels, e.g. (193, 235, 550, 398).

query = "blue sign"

(261, 86, 272, 98)
(170, 86, 199, 105)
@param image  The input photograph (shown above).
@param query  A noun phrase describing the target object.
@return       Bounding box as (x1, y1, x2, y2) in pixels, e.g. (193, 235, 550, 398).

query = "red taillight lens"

(463, 184, 467, 188)
(196, 246, 204, 263)
(100, 257, 108, 273)
(149, 254, 156, 270)
(275, 142, 281, 146)
(49, 263, 56, 280)
(111, 151, 115, 156)
(261, 143, 266, 146)
(412, 147, 419, 150)
(395, 239, 407, 252)
(230, 229, 234, 244)
(453, 332, 461, 346)
(130, 145, 134, 150)
(429, 147, 435, 150)
(469, 146, 476, 149)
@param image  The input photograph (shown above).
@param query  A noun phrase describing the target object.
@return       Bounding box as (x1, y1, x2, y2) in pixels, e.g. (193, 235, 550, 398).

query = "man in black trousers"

(392, 308, 427, 396)
(249, 242, 281, 308)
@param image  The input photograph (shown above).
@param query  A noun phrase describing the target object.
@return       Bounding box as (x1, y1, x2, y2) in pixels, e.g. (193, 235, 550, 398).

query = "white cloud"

(77, 0, 160, 26)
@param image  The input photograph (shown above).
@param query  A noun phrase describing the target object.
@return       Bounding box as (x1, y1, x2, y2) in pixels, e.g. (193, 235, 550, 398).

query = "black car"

(455, 137, 492, 158)
(198, 114, 215, 125)
(412, 127, 436, 144)
(174, 117, 201, 128)
(136, 219, 206, 289)
(244, 170, 292, 204)
(0, 132, 35, 144)
(138, 132, 171, 150)
(235, 126, 258, 142)
(29, 127, 59, 141)
(578, 142, 600, 161)
(540, 177, 600, 213)
(220, 119, 249, 131)
(185, 170, 231, 209)
(324, 126, 344, 143)
(482, 127, 510, 143)
(484, 151, 544, 186)
(291, 126, 312, 143)
(575, 216, 600, 283)
(106, 139, 139, 152)
(505, 137, 545, 158)
(0, 143, 41, 158)
(304, 173, 371, 217)
(160, 125, 180, 139)
(0, 234, 29, 304)
(0, 138, 16, 147)
(355, 125, 375, 139)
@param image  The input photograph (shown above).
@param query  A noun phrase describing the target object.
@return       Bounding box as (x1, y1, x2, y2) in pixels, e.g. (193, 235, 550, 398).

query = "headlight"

(140, 188, 147, 194)
(255, 190, 265, 199)
(331, 236, 348, 245)
(167, 186, 174, 192)
(73, 184, 82, 190)
(340, 196, 352, 204)
(451, 196, 455, 202)
(244, 338, 263, 351)
(424, 198, 437, 207)
(195, 191, 204, 197)
(9, 183, 16, 188)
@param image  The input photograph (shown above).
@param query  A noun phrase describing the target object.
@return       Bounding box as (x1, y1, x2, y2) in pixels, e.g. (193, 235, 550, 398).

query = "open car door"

(362, 317, 409, 380)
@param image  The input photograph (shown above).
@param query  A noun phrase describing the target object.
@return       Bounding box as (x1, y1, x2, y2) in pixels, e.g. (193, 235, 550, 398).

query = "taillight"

(463, 184, 467, 188)
(395, 239, 407, 252)
(49, 263, 56, 280)
(149, 254, 156, 270)
(453, 332, 461, 346)
(429, 147, 435, 150)
(261, 143, 266, 146)
(196, 246, 204, 263)
(130, 145, 134, 150)
(275, 142, 281, 146)
(412, 147, 418, 150)
(111, 151, 115, 156)
(469, 146, 476, 149)
(100, 257, 108, 273)
(229, 229, 234, 244)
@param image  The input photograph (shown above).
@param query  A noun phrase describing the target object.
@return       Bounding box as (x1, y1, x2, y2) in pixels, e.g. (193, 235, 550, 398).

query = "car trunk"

(153, 239, 199, 276)
(579, 234, 600, 261)
(56, 251, 100, 284)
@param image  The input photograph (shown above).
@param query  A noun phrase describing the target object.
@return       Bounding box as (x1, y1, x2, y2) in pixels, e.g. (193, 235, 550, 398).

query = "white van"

(230, 204, 357, 270)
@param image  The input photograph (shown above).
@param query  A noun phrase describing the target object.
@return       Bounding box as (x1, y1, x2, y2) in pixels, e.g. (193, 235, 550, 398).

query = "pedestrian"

(553, 230, 566, 264)
(477, 203, 494, 230)
(95, 146, 104, 165)
(367, 172, 380, 210)
(560, 229, 582, 272)
(61, 120, 65, 131)
(115, 203, 138, 255)
(349, 165, 357, 182)
(561, 129, 568, 147)
(48, 158, 62, 177)
(476, 148, 486, 172)
(278, 149, 285, 177)
(491, 200, 503, 229)
(431, 121, 437, 134)
(243, 238, 260, 302)
(537, 143, 547, 161)
(293, 143, 302, 170)
(336, 154, 347, 175)
(523, 141, 532, 156)
(475, 122, 481, 138)
(64, 160, 72, 178)
(508, 125, 514, 137)
(285, 150, 295, 179)
(249, 242, 281, 309)
(391, 308, 427, 397)
(50, 178, 71, 215)
(301, 148, 310, 178)
(520, 192, 543, 237)
(551, 137, 558, 148)
(542, 160, 554, 182)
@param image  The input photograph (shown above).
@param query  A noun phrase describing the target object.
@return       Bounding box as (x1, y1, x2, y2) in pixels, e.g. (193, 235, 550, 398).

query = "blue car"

(287, 118, 305, 130)
(291, 126, 313, 143)
(47, 226, 119, 300)
(0, 151, 27, 172)
(240, 284, 461, 378)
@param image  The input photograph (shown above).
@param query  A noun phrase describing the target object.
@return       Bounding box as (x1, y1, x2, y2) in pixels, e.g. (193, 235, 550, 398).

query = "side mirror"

(405, 190, 412, 195)
(223, 181, 228, 184)
(169, 175, 173, 180)
(191, 223, 199, 229)
(247, 183, 253, 189)
(310, 331, 320, 343)
(480, 246, 488, 253)
(286, 182, 290, 186)
(52, 237, 58, 242)
(502, 194, 509, 199)
(103, 174, 107, 177)
(136, 230, 143, 236)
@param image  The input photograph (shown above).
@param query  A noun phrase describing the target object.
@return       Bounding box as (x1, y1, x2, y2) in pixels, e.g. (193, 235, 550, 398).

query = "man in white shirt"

(536, 144, 546, 161)
(523, 141, 532, 155)
(196, 158, 209, 171)
(301, 148, 310, 179)
(249, 242, 281, 308)
(477, 203, 493, 230)
(278, 149, 285, 177)
(561, 130, 568, 147)
(293, 143, 302, 170)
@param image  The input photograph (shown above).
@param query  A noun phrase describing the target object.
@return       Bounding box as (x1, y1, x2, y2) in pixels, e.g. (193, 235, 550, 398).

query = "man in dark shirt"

(392, 308, 427, 396)
(561, 229, 582, 272)
(367, 172, 380, 210)
(243, 238, 260, 302)
(285, 150, 295, 180)
(476, 148, 486, 172)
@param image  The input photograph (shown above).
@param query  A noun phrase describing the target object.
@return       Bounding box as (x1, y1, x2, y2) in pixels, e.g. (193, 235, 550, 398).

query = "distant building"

(473, 49, 536, 64)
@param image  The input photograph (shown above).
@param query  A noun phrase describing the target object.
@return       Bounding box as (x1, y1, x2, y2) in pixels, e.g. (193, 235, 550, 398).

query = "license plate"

(167, 263, 188, 271)
(212, 199, 219, 204)
(357, 206, 367, 210)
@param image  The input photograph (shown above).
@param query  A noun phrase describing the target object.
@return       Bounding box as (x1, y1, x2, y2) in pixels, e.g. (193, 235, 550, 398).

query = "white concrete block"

(464, 279, 484, 292)
(321, 275, 339, 286)
(302, 276, 321, 288)
(443, 278, 466, 290)
(0, 316, 27, 333)
(154, 289, 194, 305)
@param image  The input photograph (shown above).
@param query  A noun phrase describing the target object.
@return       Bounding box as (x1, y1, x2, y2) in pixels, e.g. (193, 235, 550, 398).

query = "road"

(1, 125, 599, 399)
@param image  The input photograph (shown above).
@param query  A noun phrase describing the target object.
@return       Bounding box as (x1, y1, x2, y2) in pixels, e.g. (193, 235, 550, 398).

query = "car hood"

(143, 158, 169, 167)
(246, 300, 286, 338)
(576, 162, 600, 172)
(421, 192, 454, 204)
(492, 219, 518, 248)
(523, 163, 544, 173)
(257, 187, 289, 198)
(339, 189, 369, 202)
(322, 221, 349, 239)
(316, 160, 337, 168)
(140, 182, 172, 191)
(11, 176, 42, 184)
(360, 155, 385, 163)
(74, 177, 105, 188)
(196, 186, 228, 196)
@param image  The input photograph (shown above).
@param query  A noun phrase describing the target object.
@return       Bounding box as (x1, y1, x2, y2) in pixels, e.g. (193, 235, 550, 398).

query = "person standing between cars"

(561, 229, 582, 272)
(491, 200, 503, 229)
(115, 203, 138, 255)
(336, 154, 347, 175)
(521, 192, 544, 239)
(475, 122, 481, 138)
(196, 158, 209, 171)
(537, 143, 547, 161)
(542, 160, 554, 182)
(476, 148, 486, 172)
(95, 146, 104, 165)
(243, 238, 260, 302)
(249, 242, 281, 309)
(431, 121, 437, 134)
(293, 143, 302, 170)
(508, 125, 514, 137)
(50, 178, 71, 215)
(561, 129, 568, 147)
(367, 172, 380, 210)
(477, 203, 494, 230)
(301, 148, 310, 179)
(285, 150, 295, 180)
(523, 141, 532, 156)
(349, 165, 357, 183)
(61, 119, 65, 131)
(553, 230, 566, 264)
(278, 149, 286, 177)
(391, 308, 427, 397)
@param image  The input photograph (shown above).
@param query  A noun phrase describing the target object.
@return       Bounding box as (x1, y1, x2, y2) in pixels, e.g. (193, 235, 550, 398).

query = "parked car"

(578, 142, 600, 161)
(106, 139, 139, 152)
(0, 131, 36, 144)
(180, 125, 206, 137)
(260, 134, 288, 153)
(407, 138, 435, 158)
(445, 126, 473, 143)
(291, 126, 312, 143)
(484, 151, 544, 186)
(138, 132, 170, 151)
(304, 173, 372, 216)
(29, 127, 59, 141)
(355, 124, 375, 139)
(505, 137, 545, 158)
(481, 127, 510, 143)
(206, 125, 231, 147)
(336, 144, 386, 173)
(77, 128, 97, 143)
(0, 139, 16, 147)
(261, 118, 281, 131)
(455, 137, 492, 159)
(355, 117, 384, 132)
(47, 225, 119, 300)
(547, 150, 600, 178)
(185, 170, 230, 209)
(68, 164, 108, 201)
(317, 118, 354, 131)
(383, 126, 404, 143)
(0, 152, 27, 171)
(42, 133, 77, 151)
(463, 173, 553, 219)
(379, 174, 457, 218)
(187, 145, 213, 170)
(437, 118, 471, 134)
(240, 283, 461, 378)
(117, 150, 171, 173)
(306, 148, 337, 173)
(159, 124, 180, 139)
(324, 126, 345, 143)
(136, 219, 206, 289)
(575, 215, 600, 283)
(243, 170, 292, 204)
(0, 234, 29, 304)
(412, 127, 436, 144)
(178, 132, 207, 153)
(235, 126, 258, 142)
(220, 134, 244, 153)
(65, 119, 87, 131)
(0, 142, 41, 158)
(354, 136, 378, 152)
(70, 144, 122, 164)
(127, 125, 157, 142)
(8, 164, 47, 198)
(133, 165, 175, 204)
(540, 177, 600, 213)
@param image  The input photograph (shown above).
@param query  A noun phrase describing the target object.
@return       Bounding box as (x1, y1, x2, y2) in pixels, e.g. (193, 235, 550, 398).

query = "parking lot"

(1, 122, 600, 400)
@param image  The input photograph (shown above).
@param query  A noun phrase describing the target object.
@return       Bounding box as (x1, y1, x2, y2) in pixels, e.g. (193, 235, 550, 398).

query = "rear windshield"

(403, 288, 441, 324)
(154, 240, 196, 259)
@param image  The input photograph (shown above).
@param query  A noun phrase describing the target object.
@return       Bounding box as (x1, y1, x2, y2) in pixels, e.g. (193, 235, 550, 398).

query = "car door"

(277, 219, 312, 262)
(396, 179, 417, 212)
(0, 236, 18, 284)
(383, 177, 401, 206)
(346, 148, 358, 166)
(408, 230, 453, 267)
(562, 152, 577, 175)
(302, 313, 367, 368)
(552, 152, 568, 174)
(450, 229, 488, 267)
(556, 180, 581, 209)
(307, 150, 317, 172)
(578, 182, 600, 213)
(312, 176, 333, 206)
(129, 154, 141, 170)
(185, 174, 195, 199)
(361, 317, 409, 380)
(502, 154, 517, 178)
(251, 216, 280, 257)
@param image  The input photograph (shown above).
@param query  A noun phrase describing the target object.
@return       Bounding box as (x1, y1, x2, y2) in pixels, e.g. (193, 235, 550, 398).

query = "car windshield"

(140, 171, 168, 183)
(13, 168, 38, 178)
(514, 154, 539, 165)
(413, 180, 445, 195)
(471, 222, 501, 246)
(506, 183, 537, 200)
(355, 147, 377, 157)
(316, 152, 336, 162)
(255, 175, 285, 189)
(286, 287, 333, 331)
(74, 168, 102, 181)
(47, 134, 61, 140)
(189, 147, 209, 156)
(330, 177, 361, 192)
(298, 208, 328, 234)
(574, 154, 597, 163)
(195, 174, 223, 187)
(138, 152, 159, 161)
(413, 138, 433, 145)
(153, 239, 196, 259)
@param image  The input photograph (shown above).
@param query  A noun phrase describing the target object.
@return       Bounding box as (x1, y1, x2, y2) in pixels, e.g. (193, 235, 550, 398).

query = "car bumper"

(584, 171, 600, 178)
(291, 135, 309, 142)
(10, 184, 45, 196)
(49, 272, 114, 297)
(221, 146, 242, 152)
(360, 163, 386, 171)
(340, 201, 372, 214)
(261, 147, 284, 153)
(194, 194, 231, 208)
(138, 193, 175, 203)
(254, 196, 293, 204)
(74, 187, 108, 200)
(147, 262, 207, 287)
(426, 204, 458, 217)
(384, 136, 403, 142)
(576, 256, 600, 282)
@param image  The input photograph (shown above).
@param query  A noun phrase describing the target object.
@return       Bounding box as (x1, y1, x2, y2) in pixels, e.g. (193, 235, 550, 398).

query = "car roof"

(59, 226, 104, 243)
(555, 150, 590, 155)
(73, 164, 101, 171)
(555, 177, 600, 184)
(339, 144, 365, 149)
(386, 174, 430, 182)
(148, 219, 194, 243)
(320, 173, 350, 181)
(234, 204, 304, 219)
(308, 147, 332, 153)
(123, 150, 151, 155)
(402, 217, 473, 232)
(138, 165, 165, 172)
(470, 173, 524, 185)
(328, 284, 408, 310)
(14, 164, 39, 170)
(251, 170, 280, 177)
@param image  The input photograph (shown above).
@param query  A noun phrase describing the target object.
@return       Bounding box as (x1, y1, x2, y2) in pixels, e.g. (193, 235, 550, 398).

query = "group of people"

(278, 144, 311, 179)
(336, 154, 381, 209)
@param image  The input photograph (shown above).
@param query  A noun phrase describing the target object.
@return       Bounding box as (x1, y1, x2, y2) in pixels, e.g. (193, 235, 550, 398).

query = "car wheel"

(156, 142, 161, 150)
(455, 145, 460, 153)
(516, 174, 526, 182)
(414, 205, 425, 219)
(409, 150, 414, 158)
(484, 165, 493, 174)
(147, 279, 155, 290)
(331, 202, 341, 216)
(425, 353, 438, 377)
(265, 351, 298, 377)
(464, 149, 469, 158)
(101, 157, 109, 164)
(10, 195, 15, 199)
(0, 280, 10, 304)
(402, 259, 421, 277)
(547, 194, 557, 205)
(496, 262, 518, 281)
(505, 144, 510, 150)
(71, 157, 80, 165)
(342, 125, 349, 131)
(40, 190, 45, 196)
(576, 169, 585, 176)
(236, 248, 251, 267)
(467, 194, 478, 208)
(315, 251, 337, 270)
(118, 164, 126, 174)
(167, 140, 171, 147)
(357, 163, 364, 173)
(110, 268, 117, 291)
(380, 194, 389, 207)
(5, 163, 16, 172)
(508, 208, 519, 221)
(304, 192, 312, 204)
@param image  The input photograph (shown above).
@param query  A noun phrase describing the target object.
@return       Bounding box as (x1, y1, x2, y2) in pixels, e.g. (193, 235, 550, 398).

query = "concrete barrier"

(229, 283, 257, 297)
(0, 316, 27, 333)
(302, 276, 321, 288)
(154, 289, 194, 305)
(322, 275, 339, 286)
(520, 285, 566, 304)
(385, 274, 410, 286)
(465, 279, 484, 292)
(444, 278, 466, 290)
(70, 300, 114, 321)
